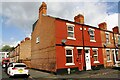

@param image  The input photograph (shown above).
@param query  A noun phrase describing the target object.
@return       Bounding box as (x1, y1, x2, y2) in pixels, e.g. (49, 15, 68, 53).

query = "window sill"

(65, 63, 75, 66)
(106, 42, 111, 44)
(107, 60, 112, 62)
(94, 61, 100, 64)
(90, 40, 96, 42)
(67, 37, 76, 40)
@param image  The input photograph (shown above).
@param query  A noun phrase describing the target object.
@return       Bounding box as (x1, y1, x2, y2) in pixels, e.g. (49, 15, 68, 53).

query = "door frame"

(76, 47, 83, 71)
(85, 47, 91, 70)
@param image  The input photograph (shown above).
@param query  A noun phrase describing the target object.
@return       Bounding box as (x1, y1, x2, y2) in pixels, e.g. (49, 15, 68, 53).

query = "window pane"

(106, 34, 109, 43)
(94, 56, 97, 61)
(106, 50, 110, 61)
(68, 26, 73, 31)
(66, 57, 72, 63)
(77, 49, 82, 55)
(89, 30, 94, 35)
(68, 32, 74, 37)
(107, 56, 110, 61)
(90, 36, 95, 40)
(93, 50, 97, 55)
(66, 50, 72, 55)
(115, 51, 118, 61)
(93, 50, 98, 61)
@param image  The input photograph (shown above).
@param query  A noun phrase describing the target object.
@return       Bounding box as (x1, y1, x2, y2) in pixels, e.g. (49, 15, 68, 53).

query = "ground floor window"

(115, 50, 119, 61)
(93, 50, 98, 61)
(106, 50, 111, 61)
(65, 46, 74, 66)
(92, 48, 99, 63)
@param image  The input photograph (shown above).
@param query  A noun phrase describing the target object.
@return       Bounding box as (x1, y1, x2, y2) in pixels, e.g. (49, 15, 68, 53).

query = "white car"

(7, 63, 29, 77)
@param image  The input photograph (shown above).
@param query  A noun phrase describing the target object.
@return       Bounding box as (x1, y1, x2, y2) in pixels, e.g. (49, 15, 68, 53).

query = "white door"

(112, 50, 116, 64)
(85, 49, 91, 70)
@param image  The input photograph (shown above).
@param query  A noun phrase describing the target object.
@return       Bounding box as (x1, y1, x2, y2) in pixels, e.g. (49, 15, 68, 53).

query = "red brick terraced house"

(9, 37, 31, 68)
(31, 2, 120, 74)
(112, 26, 120, 67)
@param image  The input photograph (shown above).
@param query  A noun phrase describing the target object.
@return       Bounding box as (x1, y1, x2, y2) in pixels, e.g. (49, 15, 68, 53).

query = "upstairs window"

(68, 26, 74, 38)
(36, 37, 40, 44)
(88, 28, 95, 42)
(66, 23, 75, 40)
(105, 32, 110, 44)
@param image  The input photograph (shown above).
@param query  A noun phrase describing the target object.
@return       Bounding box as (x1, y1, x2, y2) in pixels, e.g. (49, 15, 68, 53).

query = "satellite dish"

(61, 39, 67, 45)
(104, 43, 107, 47)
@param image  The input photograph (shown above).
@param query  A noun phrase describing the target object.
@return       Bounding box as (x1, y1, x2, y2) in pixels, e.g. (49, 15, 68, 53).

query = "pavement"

(29, 68, 120, 79)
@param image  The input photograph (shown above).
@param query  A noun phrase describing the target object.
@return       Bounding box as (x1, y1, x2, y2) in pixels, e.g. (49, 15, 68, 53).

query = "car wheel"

(8, 72, 13, 78)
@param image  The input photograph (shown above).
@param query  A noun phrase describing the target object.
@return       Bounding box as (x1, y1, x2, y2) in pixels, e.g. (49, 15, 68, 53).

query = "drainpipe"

(113, 32, 116, 63)
(81, 24, 85, 69)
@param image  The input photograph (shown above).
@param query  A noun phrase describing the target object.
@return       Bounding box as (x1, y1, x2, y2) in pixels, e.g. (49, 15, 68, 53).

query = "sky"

(0, 0, 120, 48)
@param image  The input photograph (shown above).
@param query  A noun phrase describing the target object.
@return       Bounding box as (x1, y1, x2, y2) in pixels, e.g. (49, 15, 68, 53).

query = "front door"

(85, 49, 91, 70)
(77, 49, 83, 71)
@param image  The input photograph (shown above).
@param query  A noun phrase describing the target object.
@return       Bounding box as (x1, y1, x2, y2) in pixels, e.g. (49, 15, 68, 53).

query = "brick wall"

(19, 39, 31, 61)
(31, 15, 56, 72)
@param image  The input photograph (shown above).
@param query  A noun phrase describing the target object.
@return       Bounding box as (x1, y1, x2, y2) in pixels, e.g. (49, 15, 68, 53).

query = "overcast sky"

(0, 0, 120, 48)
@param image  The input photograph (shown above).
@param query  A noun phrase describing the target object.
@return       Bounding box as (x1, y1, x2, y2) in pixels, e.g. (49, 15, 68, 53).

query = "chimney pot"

(39, 2, 47, 18)
(25, 37, 30, 41)
(98, 22, 107, 30)
(20, 40, 24, 43)
(74, 14, 84, 24)
(112, 26, 119, 34)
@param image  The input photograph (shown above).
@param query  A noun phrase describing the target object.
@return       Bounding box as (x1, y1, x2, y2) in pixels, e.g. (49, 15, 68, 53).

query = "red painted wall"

(55, 46, 85, 70)
(55, 19, 103, 70)
(83, 26, 102, 47)
(90, 48, 104, 66)
(55, 19, 83, 46)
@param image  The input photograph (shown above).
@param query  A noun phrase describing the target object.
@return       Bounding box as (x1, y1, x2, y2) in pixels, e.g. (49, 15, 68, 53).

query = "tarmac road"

(1, 65, 120, 80)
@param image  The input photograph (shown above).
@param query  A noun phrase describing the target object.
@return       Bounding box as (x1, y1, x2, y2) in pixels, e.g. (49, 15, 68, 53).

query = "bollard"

(67, 68, 70, 74)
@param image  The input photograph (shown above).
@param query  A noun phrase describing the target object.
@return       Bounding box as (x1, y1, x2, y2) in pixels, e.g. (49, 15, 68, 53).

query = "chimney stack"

(74, 14, 84, 24)
(112, 26, 119, 34)
(98, 22, 107, 30)
(39, 2, 47, 18)
(20, 40, 24, 43)
(25, 37, 30, 41)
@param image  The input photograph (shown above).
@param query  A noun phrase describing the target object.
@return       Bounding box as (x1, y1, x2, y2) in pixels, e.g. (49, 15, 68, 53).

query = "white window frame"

(66, 23, 76, 40)
(92, 48, 99, 63)
(118, 35, 120, 43)
(106, 49, 111, 62)
(115, 49, 119, 61)
(65, 46, 75, 66)
(105, 32, 110, 44)
(88, 28, 96, 42)
(36, 37, 40, 43)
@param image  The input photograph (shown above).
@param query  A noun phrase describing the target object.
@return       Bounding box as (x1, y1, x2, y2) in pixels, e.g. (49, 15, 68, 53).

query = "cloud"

(47, 2, 117, 30)
(103, 13, 119, 31)
(2, 2, 40, 33)
(1, 1, 119, 47)
(2, 2, 118, 31)
(1, 40, 20, 47)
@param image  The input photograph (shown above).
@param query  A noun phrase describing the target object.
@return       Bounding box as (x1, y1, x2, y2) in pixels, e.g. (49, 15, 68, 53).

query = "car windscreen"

(14, 64, 26, 67)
